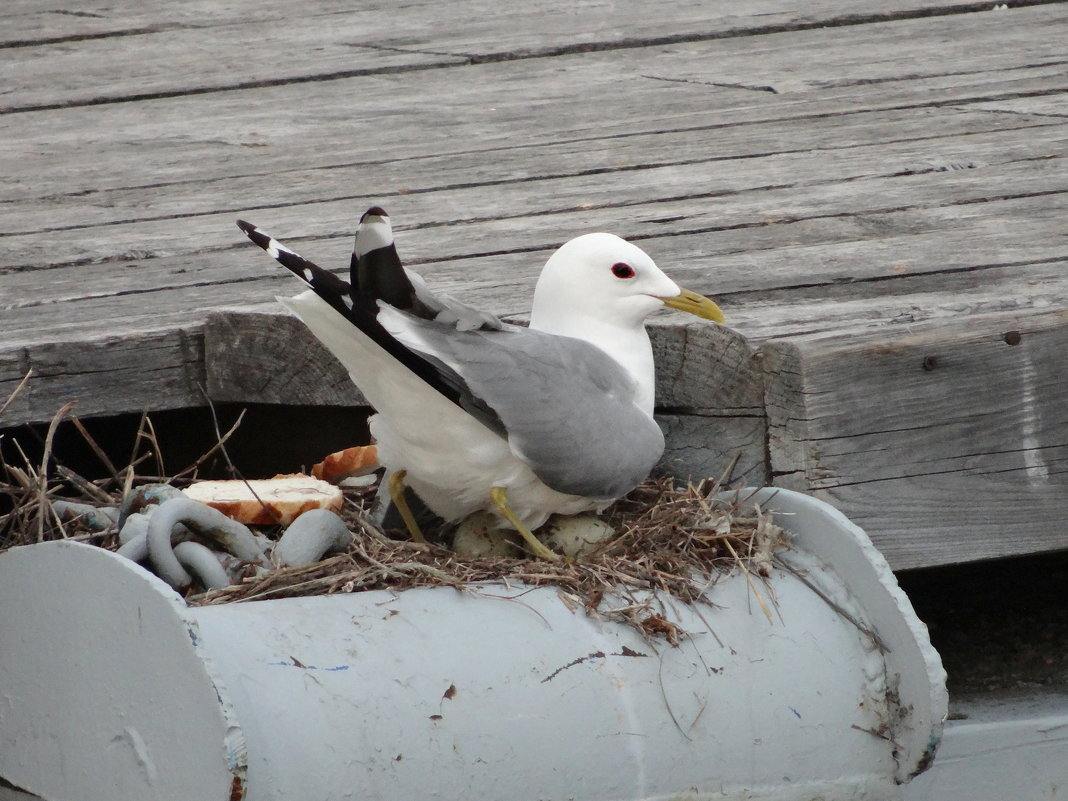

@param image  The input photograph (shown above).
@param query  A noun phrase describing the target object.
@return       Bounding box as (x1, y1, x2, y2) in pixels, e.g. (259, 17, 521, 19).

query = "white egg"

(544, 515, 615, 559)
(452, 511, 519, 558)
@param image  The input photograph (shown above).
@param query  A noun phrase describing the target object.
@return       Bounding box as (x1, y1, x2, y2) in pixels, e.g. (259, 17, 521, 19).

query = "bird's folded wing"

(379, 308, 665, 499)
(403, 268, 507, 332)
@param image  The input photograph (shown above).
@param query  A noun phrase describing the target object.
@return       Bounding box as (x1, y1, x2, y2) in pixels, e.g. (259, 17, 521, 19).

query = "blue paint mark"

(789, 706, 802, 719)
(267, 660, 350, 672)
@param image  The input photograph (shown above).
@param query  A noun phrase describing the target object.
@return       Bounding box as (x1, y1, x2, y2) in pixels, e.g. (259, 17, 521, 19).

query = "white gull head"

(529, 233, 722, 415)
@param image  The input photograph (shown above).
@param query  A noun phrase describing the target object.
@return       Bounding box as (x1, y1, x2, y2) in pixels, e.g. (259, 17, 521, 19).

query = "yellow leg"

(388, 469, 426, 544)
(489, 486, 559, 561)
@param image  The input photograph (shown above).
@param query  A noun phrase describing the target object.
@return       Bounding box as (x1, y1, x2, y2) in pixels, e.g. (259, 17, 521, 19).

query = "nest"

(1, 393, 788, 644)
(193, 477, 788, 643)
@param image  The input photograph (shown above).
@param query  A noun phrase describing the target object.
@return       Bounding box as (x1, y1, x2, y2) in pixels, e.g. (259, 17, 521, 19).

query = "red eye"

(611, 262, 636, 279)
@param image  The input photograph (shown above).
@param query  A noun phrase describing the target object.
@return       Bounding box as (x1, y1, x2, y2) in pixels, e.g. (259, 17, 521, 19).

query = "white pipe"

(0, 488, 946, 801)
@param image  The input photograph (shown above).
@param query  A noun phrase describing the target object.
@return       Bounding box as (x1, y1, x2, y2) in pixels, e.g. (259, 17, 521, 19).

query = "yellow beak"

(659, 288, 725, 323)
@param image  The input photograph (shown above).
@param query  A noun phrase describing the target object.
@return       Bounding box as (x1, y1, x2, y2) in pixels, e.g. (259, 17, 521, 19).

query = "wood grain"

(5, 117, 1066, 269)
(0, 328, 207, 428)
(4, 5, 1067, 201)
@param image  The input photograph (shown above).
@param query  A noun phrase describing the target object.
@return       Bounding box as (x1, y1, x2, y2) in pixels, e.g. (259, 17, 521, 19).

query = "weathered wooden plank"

(203, 308, 761, 410)
(762, 308, 1068, 568)
(2, 104, 1060, 237)
(658, 413, 768, 487)
(650, 323, 765, 415)
(203, 309, 361, 408)
(2, 18, 463, 113)
(0, 0, 974, 45)
(824, 478, 1068, 570)
(973, 94, 1068, 117)
(0, 327, 207, 428)
(3, 81, 1064, 263)
(6, 73, 1059, 220)
(653, 301, 767, 487)
(5, 0, 1050, 105)
(4, 114, 1065, 268)
(725, 261, 1068, 342)
(3, 119, 1065, 281)
(3, 7, 1066, 204)
(0, 0, 403, 45)
(5, 183, 1065, 344)
(0, 279, 296, 348)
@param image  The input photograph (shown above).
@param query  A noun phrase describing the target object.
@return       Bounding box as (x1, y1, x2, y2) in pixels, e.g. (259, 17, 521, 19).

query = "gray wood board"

(3, 0, 1034, 46)
(763, 309, 1068, 569)
(726, 261, 1068, 342)
(0, 326, 207, 428)
(4, 114, 1066, 269)
(3, 118, 1065, 317)
(1, 103, 1062, 237)
(5, 1, 1054, 107)
(5, 184, 1065, 341)
(3, 5, 1068, 203)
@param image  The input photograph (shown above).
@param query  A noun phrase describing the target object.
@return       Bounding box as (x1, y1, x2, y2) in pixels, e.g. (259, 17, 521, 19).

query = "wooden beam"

(204, 309, 362, 408)
(205, 308, 760, 409)
(0, 328, 206, 428)
(763, 308, 1068, 568)
(204, 308, 766, 485)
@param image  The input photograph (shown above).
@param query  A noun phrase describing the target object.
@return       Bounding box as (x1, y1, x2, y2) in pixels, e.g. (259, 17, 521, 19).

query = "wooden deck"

(2, 0, 1067, 569)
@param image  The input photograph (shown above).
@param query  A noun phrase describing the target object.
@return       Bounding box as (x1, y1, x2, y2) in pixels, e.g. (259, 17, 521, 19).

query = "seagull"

(236, 208, 724, 560)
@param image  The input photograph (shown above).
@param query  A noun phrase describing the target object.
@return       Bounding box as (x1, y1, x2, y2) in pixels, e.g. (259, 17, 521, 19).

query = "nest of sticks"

(1, 392, 788, 644)
(195, 477, 788, 642)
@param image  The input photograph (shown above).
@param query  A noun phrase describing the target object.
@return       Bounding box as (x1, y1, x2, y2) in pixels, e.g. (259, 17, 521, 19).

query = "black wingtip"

(236, 219, 256, 234)
(361, 206, 389, 222)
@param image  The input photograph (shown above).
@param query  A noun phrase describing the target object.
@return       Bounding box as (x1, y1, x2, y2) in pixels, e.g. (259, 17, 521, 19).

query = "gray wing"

(404, 268, 507, 332)
(404, 321, 665, 499)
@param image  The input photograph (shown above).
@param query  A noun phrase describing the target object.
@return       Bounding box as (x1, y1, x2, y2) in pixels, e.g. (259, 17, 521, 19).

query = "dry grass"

(0, 393, 245, 550)
(194, 477, 788, 643)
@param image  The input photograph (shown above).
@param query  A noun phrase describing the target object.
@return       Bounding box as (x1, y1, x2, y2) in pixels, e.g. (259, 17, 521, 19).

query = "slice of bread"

(183, 474, 343, 525)
(310, 445, 380, 483)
